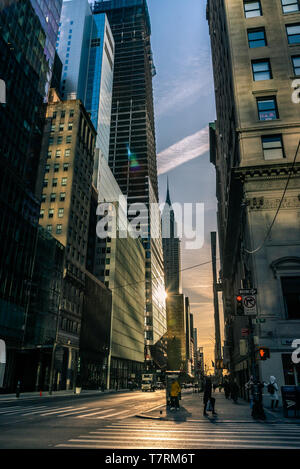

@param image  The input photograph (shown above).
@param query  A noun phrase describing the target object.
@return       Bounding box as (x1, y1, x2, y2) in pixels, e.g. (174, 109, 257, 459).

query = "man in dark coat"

(203, 377, 217, 416)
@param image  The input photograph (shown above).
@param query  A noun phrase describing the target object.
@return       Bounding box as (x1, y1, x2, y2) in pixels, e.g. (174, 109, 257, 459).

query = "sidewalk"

(0, 388, 131, 402)
(136, 390, 300, 424)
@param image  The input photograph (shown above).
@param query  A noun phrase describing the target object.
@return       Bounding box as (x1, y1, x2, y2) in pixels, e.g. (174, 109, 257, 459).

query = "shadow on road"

(166, 406, 192, 423)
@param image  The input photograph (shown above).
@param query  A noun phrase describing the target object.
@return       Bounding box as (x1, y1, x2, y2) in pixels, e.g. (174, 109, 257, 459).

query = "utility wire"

(244, 140, 300, 255)
(110, 258, 219, 291)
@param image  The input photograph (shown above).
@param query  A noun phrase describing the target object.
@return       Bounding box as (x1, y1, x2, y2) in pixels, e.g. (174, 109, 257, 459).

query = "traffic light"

(236, 295, 244, 316)
(257, 347, 270, 360)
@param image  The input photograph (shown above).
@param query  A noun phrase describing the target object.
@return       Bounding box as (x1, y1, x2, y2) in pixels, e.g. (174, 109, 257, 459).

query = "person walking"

(265, 376, 279, 409)
(203, 377, 217, 416)
(231, 378, 239, 403)
(170, 379, 181, 411)
(224, 380, 230, 399)
(247, 377, 266, 420)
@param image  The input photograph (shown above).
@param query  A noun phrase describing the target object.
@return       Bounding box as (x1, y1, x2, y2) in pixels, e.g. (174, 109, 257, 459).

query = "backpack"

(267, 383, 275, 395)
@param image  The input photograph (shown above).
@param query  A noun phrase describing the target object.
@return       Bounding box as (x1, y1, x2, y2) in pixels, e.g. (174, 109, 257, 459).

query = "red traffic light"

(258, 347, 270, 360)
(236, 295, 243, 302)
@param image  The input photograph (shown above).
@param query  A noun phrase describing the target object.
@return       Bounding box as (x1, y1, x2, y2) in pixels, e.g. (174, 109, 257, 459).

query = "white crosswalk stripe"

(55, 421, 300, 449)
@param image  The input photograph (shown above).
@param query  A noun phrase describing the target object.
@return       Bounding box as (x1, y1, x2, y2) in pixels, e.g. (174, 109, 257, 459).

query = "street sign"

(243, 295, 257, 316)
(239, 288, 257, 295)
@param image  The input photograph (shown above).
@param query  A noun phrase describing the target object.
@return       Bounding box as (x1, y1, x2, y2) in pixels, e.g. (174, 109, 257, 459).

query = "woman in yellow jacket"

(170, 380, 181, 410)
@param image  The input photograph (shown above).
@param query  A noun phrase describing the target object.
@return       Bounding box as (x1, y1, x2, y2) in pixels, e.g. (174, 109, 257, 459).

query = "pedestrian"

(170, 379, 181, 411)
(224, 380, 230, 399)
(247, 377, 266, 420)
(203, 377, 217, 416)
(245, 375, 254, 410)
(231, 378, 239, 403)
(265, 376, 279, 409)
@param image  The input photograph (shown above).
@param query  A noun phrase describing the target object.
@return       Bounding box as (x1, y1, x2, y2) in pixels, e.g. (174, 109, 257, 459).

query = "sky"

(88, 0, 224, 371)
(147, 0, 224, 371)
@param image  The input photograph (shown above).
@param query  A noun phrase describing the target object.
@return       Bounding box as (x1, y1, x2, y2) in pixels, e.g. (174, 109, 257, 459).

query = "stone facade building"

(207, 0, 300, 401)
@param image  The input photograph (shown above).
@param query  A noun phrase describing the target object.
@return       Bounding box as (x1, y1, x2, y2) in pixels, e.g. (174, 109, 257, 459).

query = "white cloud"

(157, 126, 209, 175)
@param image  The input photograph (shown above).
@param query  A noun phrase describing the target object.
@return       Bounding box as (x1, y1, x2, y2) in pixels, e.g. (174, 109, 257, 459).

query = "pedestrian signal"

(257, 347, 270, 360)
(236, 295, 244, 316)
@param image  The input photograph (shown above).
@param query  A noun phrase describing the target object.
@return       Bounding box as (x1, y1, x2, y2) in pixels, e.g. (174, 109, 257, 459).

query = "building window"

(68, 123, 73, 131)
(49, 136, 54, 145)
(69, 110, 74, 118)
(57, 136, 63, 144)
(281, 277, 300, 319)
(50, 124, 55, 132)
(244, 1, 262, 18)
(50, 193, 56, 202)
(59, 124, 64, 132)
(58, 208, 64, 218)
(66, 135, 72, 144)
(60, 192, 66, 201)
(52, 178, 58, 187)
(247, 28, 267, 48)
(56, 149, 61, 158)
(45, 164, 50, 173)
(63, 163, 69, 172)
(282, 0, 300, 14)
(46, 225, 52, 233)
(65, 149, 71, 157)
(62, 177, 68, 186)
(257, 97, 279, 120)
(287, 24, 300, 44)
(262, 135, 284, 160)
(252, 59, 272, 81)
(292, 55, 300, 75)
(56, 224, 62, 234)
(41, 194, 46, 203)
(54, 163, 59, 172)
(39, 209, 44, 219)
(52, 112, 57, 120)
(43, 179, 48, 188)
(47, 151, 52, 159)
(48, 209, 54, 218)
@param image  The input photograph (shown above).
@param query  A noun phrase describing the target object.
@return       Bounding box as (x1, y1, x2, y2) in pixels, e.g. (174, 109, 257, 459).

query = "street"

(1, 389, 300, 449)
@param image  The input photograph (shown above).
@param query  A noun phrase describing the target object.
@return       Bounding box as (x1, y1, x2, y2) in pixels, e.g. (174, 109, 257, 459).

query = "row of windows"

(52, 109, 74, 119)
(44, 223, 63, 234)
(51, 123, 73, 132)
(49, 135, 72, 145)
(248, 23, 300, 49)
(244, 0, 300, 17)
(42, 192, 66, 203)
(43, 178, 68, 187)
(40, 208, 64, 219)
(45, 163, 70, 172)
(48, 149, 71, 158)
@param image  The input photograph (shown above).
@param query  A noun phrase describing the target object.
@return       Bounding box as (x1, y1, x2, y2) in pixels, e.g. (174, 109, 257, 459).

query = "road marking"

(39, 406, 77, 416)
(75, 408, 115, 418)
(55, 442, 300, 449)
(96, 410, 131, 419)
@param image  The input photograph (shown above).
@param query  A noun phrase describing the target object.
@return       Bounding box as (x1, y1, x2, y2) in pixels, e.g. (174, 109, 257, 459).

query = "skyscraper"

(56, 0, 114, 186)
(207, 0, 300, 391)
(162, 179, 182, 295)
(0, 0, 62, 392)
(93, 0, 167, 370)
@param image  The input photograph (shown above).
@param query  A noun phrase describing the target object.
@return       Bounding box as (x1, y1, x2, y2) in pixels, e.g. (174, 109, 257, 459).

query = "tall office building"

(38, 89, 97, 390)
(207, 0, 300, 394)
(0, 0, 62, 392)
(93, 0, 167, 370)
(162, 180, 182, 295)
(56, 0, 114, 185)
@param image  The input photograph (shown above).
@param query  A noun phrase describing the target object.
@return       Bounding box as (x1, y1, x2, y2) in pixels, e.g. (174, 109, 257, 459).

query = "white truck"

(141, 373, 156, 392)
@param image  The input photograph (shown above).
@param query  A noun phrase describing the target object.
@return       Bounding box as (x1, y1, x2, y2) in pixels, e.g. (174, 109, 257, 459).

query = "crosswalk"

(55, 421, 300, 449)
(0, 404, 139, 421)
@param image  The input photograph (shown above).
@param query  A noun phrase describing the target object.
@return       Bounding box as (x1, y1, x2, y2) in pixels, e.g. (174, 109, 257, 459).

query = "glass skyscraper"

(56, 0, 114, 185)
(93, 0, 167, 369)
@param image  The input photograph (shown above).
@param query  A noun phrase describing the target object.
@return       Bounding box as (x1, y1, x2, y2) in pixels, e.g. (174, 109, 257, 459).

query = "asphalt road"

(1, 390, 300, 450)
